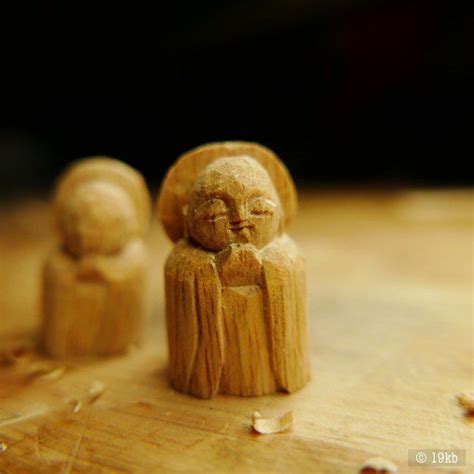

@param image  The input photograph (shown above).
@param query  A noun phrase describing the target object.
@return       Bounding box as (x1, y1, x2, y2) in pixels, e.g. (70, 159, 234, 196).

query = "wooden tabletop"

(0, 189, 472, 473)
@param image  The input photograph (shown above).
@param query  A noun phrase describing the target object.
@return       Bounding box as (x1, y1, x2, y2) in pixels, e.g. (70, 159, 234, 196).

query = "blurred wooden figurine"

(158, 142, 310, 398)
(42, 158, 151, 357)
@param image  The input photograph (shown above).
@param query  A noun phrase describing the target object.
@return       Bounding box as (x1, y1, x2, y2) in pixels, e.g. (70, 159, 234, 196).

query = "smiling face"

(186, 156, 282, 251)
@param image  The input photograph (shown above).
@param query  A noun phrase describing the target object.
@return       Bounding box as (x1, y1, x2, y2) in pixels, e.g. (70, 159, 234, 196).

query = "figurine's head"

(54, 157, 151, 257)
(57, 180, 136, 257)
(158, 142, 298, 251)
(186, 157, 281, 250)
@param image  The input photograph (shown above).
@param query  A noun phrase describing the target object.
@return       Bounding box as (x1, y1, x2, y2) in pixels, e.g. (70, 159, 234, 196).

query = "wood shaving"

(251, 410, 293, 434)
(0, 349, 21, 366)
(88, 381, 106, 403)
(457, 391, 474, 413)
(31, 364, 66, 381)
(0, 407, 49, 428)
(0, 413, 21, 426)
(0, 442, 7, 453)
(68, 399, 82, 413)
(0, 342, 32, 366)
(1, 352, 67, 382)
(65, 381, 105, 412)
(359, 457, 398, 474)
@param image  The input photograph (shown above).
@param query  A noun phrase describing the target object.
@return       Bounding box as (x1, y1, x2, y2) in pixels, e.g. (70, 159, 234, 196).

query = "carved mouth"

(230, 222, 253, 232)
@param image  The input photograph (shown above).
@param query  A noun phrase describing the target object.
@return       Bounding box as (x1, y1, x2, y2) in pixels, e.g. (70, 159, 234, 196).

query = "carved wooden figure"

(158, 142, 310, 398)
(42, 157, 151, 357)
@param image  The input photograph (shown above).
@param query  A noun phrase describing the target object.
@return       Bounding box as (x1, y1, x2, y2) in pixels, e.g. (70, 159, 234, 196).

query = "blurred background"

(0, 0, 473, 197)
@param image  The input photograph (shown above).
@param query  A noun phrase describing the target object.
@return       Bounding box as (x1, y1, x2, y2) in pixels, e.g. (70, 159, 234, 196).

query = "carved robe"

(164, 235, 310, 398)
(42, 240, 147, 356)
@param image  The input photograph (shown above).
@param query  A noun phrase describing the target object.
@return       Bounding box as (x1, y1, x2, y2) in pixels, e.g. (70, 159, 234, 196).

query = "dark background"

(1, 0, 473, 196)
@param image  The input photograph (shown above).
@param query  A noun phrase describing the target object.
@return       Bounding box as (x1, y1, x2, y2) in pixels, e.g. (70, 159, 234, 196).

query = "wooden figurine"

(158, 142, 310, 398)
(42, 157, 151, 357)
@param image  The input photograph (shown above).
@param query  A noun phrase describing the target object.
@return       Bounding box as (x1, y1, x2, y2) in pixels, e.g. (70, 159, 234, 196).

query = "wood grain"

(160, 145, 309, 398)
(42, 158, 151, 357)
(0, 189, 472, 473)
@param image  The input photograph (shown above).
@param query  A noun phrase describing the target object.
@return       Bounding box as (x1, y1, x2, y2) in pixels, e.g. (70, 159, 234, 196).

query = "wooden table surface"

(0, 189, 472, 474)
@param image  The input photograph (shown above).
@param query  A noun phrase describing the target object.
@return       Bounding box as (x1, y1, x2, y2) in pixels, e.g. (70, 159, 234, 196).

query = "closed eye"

(250, 208, 273, 216)
(249, 198, 277, 217)
(195, 198, 228, 223)
(205, 212, 227, 222)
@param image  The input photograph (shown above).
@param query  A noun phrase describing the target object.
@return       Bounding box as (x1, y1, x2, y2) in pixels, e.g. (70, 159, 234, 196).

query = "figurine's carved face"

(186, 157, 282, 251)
(58, 181, 137, 257)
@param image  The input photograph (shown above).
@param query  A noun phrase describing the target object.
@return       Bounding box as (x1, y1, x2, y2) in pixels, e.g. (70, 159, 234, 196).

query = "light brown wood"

(159, 143, 310, 398)
(0, 189, 472, 473)
(41, 157, 152, 357)
(158, 141, 298, 242)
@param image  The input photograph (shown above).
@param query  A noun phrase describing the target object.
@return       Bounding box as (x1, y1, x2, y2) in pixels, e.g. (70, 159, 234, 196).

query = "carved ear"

(182, 205, 189, 238)
(278, 205, 286, 235)
(157, 142, 297, 242)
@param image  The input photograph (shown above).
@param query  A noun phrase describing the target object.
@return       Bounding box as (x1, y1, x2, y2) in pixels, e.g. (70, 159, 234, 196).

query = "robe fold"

(164, 236, 309, 398)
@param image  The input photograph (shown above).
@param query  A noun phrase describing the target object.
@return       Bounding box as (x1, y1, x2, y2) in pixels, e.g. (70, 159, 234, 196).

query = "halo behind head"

(158, 142, 298, 242)
(54, 157, 151, 237)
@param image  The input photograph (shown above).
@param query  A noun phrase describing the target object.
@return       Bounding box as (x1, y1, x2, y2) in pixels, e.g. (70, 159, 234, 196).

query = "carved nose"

(229, 219, 247, 226)
(229, 206, 247, 223)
